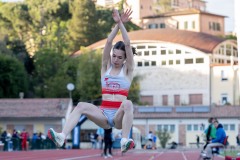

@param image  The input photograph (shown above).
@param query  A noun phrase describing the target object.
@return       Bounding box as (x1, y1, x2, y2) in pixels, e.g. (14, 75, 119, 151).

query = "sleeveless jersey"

(101, 65, 131, 96)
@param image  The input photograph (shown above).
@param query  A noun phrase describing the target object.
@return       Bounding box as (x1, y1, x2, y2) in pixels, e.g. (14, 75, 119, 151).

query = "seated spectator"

(201, 120, 226, 160)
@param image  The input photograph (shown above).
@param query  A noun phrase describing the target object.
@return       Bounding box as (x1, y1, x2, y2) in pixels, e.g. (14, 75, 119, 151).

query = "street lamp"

(67, 83, 75, 99)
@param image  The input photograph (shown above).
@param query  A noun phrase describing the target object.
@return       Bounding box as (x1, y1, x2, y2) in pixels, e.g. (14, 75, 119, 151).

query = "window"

(162, 95, 168, 105)
(221, 70, 228, 81)
(172, 0, 179, 6)
(152, 51, 157, 55)
(184, 21, 188, 29)
(137, 51, 142, 56)
(162, 60, 166, 65)
(161, 50, 166, 55)
(144, 61, 150, 66)
(194, 124, 198, 131)
(137, 61, 143, 67)
(163, 125, 168, 131)
(200, 124, 205, 131)
(192, 21, 195, 29)
(168, 50, 173, 54)
(169, 60, 173, 65)
(230, 124, 235, 131)
(170, 125, 175, 132)
(189, 94, 202, 105)
(176, 60, 180, 64)
(221, 94, 228, 105)
(144, 51, 149, 56)
(149, 23, 158, 29)
(209, 22, 212, 30)
(148, 46, 156, 48)
(223, 124, 228, 131)
(137, 46, 145, 49)
(187, 124, 192, 131)
(216, 23, 221, 31)
(185, 59, 193, 64)
(160, 23, 166, 28)
(158, 124, 175, 132)
(151, 61, 156, 66)
(196, 58, 204, 63)
(176, 49, 181, 54)
(174, 95, 180, 106)
(140, 95, 153, 105)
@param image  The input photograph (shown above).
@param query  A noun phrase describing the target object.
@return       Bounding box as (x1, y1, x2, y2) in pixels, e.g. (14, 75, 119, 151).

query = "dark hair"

(208, 117, 213, 123)
(113, 41, 137, 56)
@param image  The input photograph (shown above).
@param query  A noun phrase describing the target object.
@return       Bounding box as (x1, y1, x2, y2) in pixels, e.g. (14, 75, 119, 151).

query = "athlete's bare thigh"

(80, 102, 109, 129)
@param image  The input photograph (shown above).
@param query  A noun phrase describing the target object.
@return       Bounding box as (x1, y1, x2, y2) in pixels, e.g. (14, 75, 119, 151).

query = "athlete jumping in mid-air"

(48, 8, 137, 153)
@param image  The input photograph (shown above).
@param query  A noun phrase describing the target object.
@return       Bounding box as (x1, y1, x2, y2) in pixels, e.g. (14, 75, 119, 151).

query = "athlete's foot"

(120, 138, 135, 153)
(47, 128, 65, 147)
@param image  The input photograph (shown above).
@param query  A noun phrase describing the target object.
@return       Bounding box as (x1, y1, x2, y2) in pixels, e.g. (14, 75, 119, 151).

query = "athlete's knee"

(75, 102, 86, 112)
(123, 100, 133, 112)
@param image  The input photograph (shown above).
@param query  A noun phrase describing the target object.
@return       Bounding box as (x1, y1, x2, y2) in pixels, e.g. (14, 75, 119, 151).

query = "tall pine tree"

(67, 0, 100, 52)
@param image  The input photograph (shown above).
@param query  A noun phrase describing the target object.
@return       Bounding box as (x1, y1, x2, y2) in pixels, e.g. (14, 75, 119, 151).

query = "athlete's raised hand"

(112, 9, 121, 23)
(121, 9, 132, 23)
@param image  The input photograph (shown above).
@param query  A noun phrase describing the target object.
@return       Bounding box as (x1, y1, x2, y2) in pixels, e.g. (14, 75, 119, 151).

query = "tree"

(67, 0, 101, 52)
(32, 48, 68, 97)
(156, 129, 172, 148)
(0, 54, 28, 98)
(128, 75, 141, 104)
(75, 47, 102, 103)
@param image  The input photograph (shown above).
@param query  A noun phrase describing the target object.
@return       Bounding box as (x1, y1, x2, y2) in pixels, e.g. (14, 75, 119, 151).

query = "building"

(0, 98, 71, 137)
(83, 29, 238, 106)
(142, 9, 225, 36)
(95, 0, 225, 36)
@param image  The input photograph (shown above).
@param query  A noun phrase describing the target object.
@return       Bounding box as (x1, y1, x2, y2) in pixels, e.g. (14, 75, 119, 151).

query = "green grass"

(221, 149, 240, 157)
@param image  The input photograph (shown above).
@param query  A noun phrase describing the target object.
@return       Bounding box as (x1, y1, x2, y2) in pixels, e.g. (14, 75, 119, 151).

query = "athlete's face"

(112, 49, 126, 67)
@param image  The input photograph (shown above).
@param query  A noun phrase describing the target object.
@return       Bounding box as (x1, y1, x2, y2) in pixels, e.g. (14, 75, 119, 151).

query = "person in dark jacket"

(202, 120, 226, 159)
(103, 128, 113, 158)
(203, 117, 216, 150)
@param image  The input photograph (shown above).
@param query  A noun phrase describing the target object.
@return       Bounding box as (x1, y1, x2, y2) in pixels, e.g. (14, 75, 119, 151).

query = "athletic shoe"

(47, 128, 65, 147)
(120, 138, 135, 153)
(201, 152, 207, 157)
(104, 154, 108, 159)
(107, 153, 113, 158)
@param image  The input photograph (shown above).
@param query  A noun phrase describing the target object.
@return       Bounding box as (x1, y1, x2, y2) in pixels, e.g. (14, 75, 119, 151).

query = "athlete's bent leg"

(114, 100, 135, 152)
(48, 102, 109, 147)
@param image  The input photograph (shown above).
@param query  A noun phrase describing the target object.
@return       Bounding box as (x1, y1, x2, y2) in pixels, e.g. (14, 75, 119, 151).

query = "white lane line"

(59, 154, 100, 160)
(181, 151, 187, 160)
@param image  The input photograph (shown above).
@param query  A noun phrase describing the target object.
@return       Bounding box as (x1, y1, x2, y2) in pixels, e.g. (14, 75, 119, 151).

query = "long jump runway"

(0, 149, 225, 160)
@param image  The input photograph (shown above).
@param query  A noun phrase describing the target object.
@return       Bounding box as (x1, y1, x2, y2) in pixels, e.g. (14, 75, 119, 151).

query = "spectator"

(20, 129, 29, 151)
(201, 120, 226, 159)
(236, 133, 240, 146)
(89, 132, 96, 149)
(196, 135, 200, 148)
(1, 130, 7, 151)
(203, 117, 216, 150)
(31, 133, 38, 150)
(103, 128, 113, 158)
(96, 128, 104, 149)
(12, 129, 20, 151)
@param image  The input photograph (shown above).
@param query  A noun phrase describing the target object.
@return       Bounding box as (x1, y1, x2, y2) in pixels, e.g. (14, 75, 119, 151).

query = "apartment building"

(95, 0, 225, 36)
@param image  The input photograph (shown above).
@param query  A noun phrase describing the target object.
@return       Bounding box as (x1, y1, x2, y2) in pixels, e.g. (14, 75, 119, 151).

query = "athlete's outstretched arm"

(101, 20, 119, 75)
(116, 9, 134, 78)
